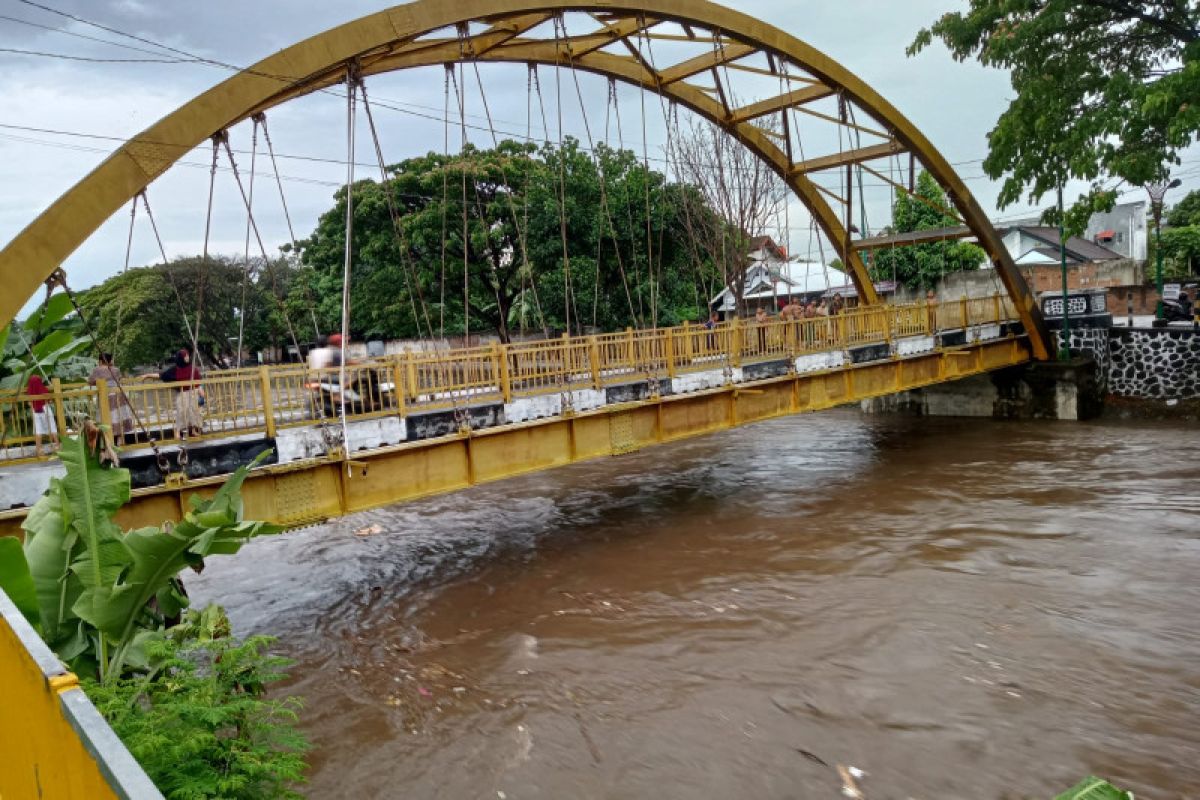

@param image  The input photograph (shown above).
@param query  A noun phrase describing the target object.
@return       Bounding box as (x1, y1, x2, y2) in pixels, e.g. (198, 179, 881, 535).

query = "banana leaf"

(0, 537, 39, 628)
(1055, 776, 1134, 800)
(23, 293, 75, 334)
(99, 452, 280, 677)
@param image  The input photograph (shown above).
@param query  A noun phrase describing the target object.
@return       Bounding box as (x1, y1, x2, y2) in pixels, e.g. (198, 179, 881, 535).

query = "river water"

(190, 410, 1200, 799)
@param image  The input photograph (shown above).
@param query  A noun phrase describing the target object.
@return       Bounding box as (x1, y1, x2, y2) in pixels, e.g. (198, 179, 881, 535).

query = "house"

(1084, 200, 1148, 262)
(998, 225, 1125, 267)
(708, 235, 850, 316)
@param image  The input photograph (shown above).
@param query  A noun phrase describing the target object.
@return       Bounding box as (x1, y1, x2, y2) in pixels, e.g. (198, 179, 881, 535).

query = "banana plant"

(0, 427, 280, 682)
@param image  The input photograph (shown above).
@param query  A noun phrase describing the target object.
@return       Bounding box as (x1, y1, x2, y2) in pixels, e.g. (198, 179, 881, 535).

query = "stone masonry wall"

(1053, 327, 1111, 394)
(1107, 328, 1200, 399)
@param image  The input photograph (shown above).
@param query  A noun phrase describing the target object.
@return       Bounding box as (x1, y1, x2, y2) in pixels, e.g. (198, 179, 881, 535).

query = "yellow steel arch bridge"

(0, 0, 1050, 536)
(0, 3, 1048, 793)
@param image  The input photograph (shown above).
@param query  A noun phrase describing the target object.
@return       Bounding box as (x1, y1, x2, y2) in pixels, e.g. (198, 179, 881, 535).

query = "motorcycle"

(307, 366, 395, 419)
(1161, 294, 1195, 324)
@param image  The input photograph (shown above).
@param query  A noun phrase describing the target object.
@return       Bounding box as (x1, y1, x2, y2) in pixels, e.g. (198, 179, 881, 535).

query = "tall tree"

(79, 256, 297, 369)
(673, 117, 786, 315)
(870, 171, 987, 290)
(295, 139, 716, 342)
(911, 1, 1200, 232)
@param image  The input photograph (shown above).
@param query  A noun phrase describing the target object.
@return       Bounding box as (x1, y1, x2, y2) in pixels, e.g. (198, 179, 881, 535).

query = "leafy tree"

(1159, 225, 1200, 277)
(911, 2, 1200, 233)
(295, 138, 717, 341)
(870, 171, 987, 290)
(1166, 189, 1200, 228)
(79, 256, 302, 370)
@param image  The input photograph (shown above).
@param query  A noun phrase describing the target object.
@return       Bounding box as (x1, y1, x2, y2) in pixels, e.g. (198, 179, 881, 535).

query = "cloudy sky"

(2, 0, 1197, 318)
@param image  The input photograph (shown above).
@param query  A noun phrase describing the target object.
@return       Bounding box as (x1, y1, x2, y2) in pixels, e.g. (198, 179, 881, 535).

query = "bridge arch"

(0, 0, 1051, 358)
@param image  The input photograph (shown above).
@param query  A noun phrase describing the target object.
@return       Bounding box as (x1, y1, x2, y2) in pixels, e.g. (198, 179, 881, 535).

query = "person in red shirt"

(164, 348, 204, 439)
(27, 373, 59, 456)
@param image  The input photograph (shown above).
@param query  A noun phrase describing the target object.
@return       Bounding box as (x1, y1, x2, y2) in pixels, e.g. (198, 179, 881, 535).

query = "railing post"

(993, 293, 1002, 324)
(837, 314, 848, 347)
(730, 318, 743, 367)
(257, 365, 277, 438)
(960, 295, 969, 329)
(50, 378, 67, 437)
(560, 332, 572, 386)
(625, 327, 635, 372)
(495, 342, 512, 402)
(391, 354, 407, 416)
(681, 320, 693, 363)
(587, 336, 601, 389)
(95, 378, 113, 431)
(882, 306, 893, 345)
(405, 353, 418, 402)
(664, 328, 676, 377)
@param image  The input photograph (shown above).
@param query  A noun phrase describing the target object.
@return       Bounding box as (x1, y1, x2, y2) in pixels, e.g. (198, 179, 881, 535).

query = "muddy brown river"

(190, 411, 1200, 799)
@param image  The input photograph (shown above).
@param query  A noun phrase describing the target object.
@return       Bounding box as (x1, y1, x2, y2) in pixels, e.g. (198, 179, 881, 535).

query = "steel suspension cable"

(360, 81, 436, 341)
(218, 137, 306, 371)
(192, 133, 220, 379)
(563, 53, 640, 331)
(339, 68, 358, 462)
(110, 195, 138, 364)
(523, 65, 550, 337)
(440, 65, 451, 340)
(138, 191, 199, 347)
(449, 60, 470, 347)
(467, 58, 550, 338)
(608, 73, 647, 325)
(260, 113, 322, 338)
(552, 15, 578, 335)
(235, 116, 260, 369)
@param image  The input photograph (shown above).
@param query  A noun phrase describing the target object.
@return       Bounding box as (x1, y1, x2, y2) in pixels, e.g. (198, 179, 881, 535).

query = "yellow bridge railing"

(0, 587, 162, 799)
(0, 295, 1019, 463)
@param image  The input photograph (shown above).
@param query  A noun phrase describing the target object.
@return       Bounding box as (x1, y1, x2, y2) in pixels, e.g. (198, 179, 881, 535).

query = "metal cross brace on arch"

(0, 0, 1052, 360)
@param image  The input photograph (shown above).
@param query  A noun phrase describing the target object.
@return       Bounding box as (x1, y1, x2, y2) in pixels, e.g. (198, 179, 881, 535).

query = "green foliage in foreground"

(0, 432, 280, 682)
(1055, 775, 1134, 800)
(84, 608, 309, 800)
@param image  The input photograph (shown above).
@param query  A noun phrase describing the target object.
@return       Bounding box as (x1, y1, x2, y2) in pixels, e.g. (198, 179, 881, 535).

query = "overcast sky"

(3, 0, 1198, 318)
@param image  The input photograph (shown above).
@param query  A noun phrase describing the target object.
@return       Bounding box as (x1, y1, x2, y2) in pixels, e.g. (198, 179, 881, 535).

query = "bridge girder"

(0, 0, 1051, 359)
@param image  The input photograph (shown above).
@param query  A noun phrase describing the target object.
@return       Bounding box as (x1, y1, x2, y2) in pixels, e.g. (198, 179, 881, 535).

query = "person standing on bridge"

(165, 348, 204, 440)
(26, 373, 58, 456)
(89, 352, 134, 445)
(754, 306, 770, 353)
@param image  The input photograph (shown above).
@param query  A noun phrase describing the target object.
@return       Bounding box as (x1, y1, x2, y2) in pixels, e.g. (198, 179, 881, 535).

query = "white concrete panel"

(0, 460, 64, 509)
(794, 351, 845, 374)
(969, 323, 1002, 342)
(276, 416, 406, 461)
(504, 394, 562, 424)
(896, 335, 937, 356)
(671, 368, 729, 394)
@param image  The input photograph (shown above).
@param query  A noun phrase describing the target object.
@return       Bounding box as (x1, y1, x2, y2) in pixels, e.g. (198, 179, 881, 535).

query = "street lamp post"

(1056, 185, 1071, 360)
(1145, 178, 1182, 326)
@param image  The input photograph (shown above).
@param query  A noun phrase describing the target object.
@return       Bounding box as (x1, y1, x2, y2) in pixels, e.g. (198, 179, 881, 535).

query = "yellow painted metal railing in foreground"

(0, 296, 1018, 463)
(0, 587, 161, 799)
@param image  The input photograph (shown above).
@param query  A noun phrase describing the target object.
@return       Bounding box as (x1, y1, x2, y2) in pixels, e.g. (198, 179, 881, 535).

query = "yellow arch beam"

(0, 0, 1051, 359)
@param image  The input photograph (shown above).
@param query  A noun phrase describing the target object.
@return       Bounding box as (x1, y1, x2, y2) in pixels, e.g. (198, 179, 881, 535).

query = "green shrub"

(84, 608, 309, 800)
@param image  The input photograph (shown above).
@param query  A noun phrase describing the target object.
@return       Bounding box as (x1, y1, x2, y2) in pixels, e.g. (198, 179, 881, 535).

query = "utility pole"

(1057, 185, 1071, 361)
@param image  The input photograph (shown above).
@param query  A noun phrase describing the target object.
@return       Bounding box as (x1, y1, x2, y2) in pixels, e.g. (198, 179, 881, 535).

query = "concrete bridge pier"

(860, 357, 1103, 421)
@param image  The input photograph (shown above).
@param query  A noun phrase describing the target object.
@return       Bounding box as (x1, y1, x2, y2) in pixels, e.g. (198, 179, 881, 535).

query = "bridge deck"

(0, 296, 1029, 537)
